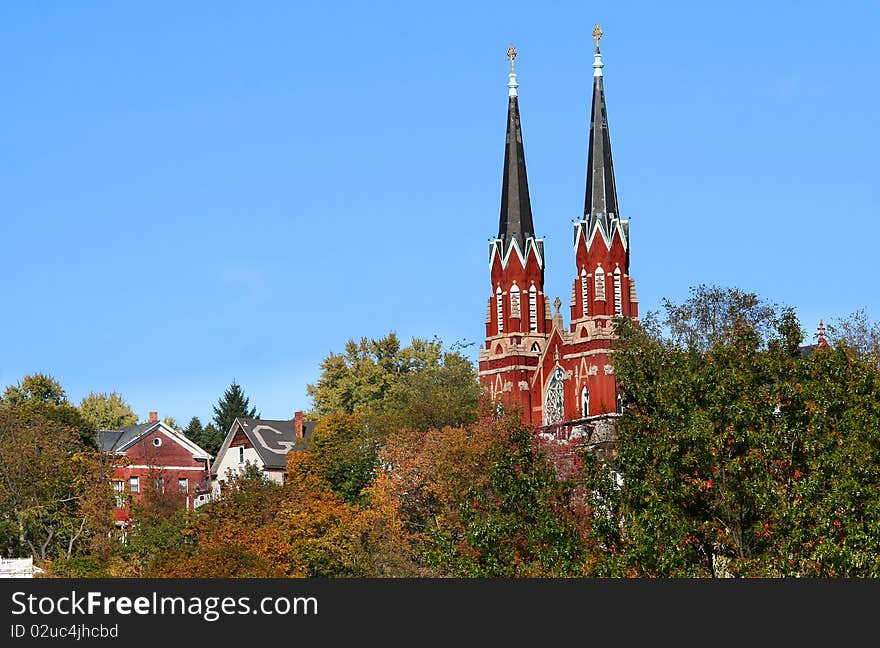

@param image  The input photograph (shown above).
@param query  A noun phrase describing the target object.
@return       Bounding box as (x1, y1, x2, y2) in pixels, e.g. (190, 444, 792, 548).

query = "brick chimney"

(149, 411, 158, 423)
(294, 411, 303, 439)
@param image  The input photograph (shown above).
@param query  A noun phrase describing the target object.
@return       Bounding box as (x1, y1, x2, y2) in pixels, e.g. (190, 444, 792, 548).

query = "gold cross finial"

(592, 24, 603, 53)
(507, 43, 517, 72)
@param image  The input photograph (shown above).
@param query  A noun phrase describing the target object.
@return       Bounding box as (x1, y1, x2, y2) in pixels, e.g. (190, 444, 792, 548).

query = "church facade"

(478, 30, 638, 445)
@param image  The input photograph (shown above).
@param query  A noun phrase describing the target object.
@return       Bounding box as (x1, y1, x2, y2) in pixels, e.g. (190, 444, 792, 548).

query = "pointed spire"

(497, 43, 535, 252)
(817, 320, 829, 348)
(584, 25, 619, 232)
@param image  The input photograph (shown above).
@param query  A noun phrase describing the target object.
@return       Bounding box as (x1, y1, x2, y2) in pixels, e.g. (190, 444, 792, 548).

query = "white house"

(211, 411, 315, 495)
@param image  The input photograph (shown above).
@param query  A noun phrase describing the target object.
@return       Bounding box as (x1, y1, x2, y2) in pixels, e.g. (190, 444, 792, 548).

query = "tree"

(2, 373, 66, 407)
(579, 287, 880, 577)
(826, 308, 880, 366)
(162, 416, 178, 430)
(0, 408, 115, 564)
(306, 334, 481, 430)
(199, 423, 224, 456)
(1, 374, 94, 448)
(662, 284, 781, 353)
(211, 382, 258, 444)
(79, 392, 138, 431)
(183, 416, 203, 444)
(308, 412, 378, 505)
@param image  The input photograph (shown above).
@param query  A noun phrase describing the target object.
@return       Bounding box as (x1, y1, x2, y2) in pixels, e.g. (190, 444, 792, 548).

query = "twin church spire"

(480, 27, 637, 427)
(496, 26, 621, 255)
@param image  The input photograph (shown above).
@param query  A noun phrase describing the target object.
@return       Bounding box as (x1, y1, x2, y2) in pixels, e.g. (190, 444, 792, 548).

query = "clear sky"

(2, 1, 878, 426)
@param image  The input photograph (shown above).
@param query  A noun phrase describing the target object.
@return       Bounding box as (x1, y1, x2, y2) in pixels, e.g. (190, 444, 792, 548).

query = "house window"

(529, 285, 538, 332)
(152, 437, 162, 447)
(581, 268, 589, 317)
(496, 286, 504, 334)
(239, 446, 245, 464)
(129, 476, 140, 494)
(154, 477, 165, 493)
(178, 478, 188, 493)
(581, 386, 590, 418)
(594, 266, 606, 301)
(613, 267, 622, 315)
(113, 480, 125, 507)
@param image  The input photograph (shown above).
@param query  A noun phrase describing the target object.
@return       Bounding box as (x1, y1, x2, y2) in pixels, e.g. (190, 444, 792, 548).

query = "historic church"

(478, 27, 637, 446)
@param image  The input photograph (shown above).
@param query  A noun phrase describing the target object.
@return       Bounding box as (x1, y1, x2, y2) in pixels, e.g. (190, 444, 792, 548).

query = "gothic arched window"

(544, 367, 565, 425)
(581, 385, 590, 418)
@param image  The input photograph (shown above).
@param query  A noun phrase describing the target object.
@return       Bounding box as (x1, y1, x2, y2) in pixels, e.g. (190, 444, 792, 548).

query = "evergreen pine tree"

(184, 416, 204, 445)
(201, 423, 224, 457)
(211, 381, 259, 442)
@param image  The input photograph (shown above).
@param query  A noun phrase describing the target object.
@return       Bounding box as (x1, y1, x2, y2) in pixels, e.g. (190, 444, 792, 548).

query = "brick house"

(98, 412, 213, 526)
(211, 411, 315, 494)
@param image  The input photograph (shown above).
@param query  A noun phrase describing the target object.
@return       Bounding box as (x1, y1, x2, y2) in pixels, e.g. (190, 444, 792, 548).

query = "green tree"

(1, 373, 67, 407)
(826, 308, 880, 366)
(580, 287, 880, 577)
(308, 412, 378, 505)
(183, 416, 203, 444)
(0, 408, 115, 563)
(211, 381, 258, 444)
(306, 334, 481, 429)
(79, 392, 138, 431)
(1, 374, 95, 448)
(199, 423, 224, 456)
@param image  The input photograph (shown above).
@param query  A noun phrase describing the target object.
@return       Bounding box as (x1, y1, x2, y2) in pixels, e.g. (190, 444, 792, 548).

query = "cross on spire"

(507, 43, 517, 72)
(592, 24, 603, 53)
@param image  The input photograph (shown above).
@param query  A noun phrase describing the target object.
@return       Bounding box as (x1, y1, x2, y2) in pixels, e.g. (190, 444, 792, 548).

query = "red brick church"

(479, 28, 636, 447)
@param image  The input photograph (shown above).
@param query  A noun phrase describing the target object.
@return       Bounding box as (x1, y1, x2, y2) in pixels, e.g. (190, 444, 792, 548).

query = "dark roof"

(497, 94, 535, 252)
(97, 422, 157, 452)
(233, 418, 314, 470)
(583, 70, 620, 233)
(798, 344, 818, 359)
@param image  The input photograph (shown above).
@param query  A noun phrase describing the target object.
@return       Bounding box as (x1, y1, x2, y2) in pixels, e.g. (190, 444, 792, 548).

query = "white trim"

(116, 422, 211, 460)
(572, 218, 629, 253)
(488, 236, 545, 271)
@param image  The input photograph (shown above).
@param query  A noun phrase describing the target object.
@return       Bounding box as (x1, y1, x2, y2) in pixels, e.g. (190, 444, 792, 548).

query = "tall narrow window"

(238, 446, 245, 464)
(510, 284, 521, 319)
(594, 266, 606, 301)
(129, 476, 139, 494)
(496, 286, 504, 334)
(544, 367, 566, 426)
(613, 267, 622, 315)
(178, 478, 188, 493)
(580, 268, 589, 317)
(581, 386, 590, 417)
(529, 286, 538, 332)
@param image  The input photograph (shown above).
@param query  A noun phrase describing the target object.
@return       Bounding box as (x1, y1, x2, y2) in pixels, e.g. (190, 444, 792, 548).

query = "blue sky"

(2, 1, 878, 426)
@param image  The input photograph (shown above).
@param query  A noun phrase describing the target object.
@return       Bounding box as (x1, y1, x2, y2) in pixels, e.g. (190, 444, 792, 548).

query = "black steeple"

(584, 27, 619, 232)
(497, 45, 535, 252)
